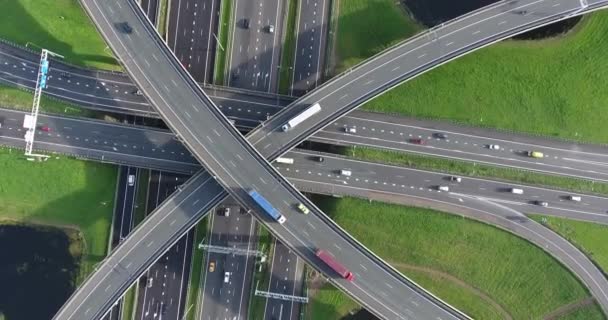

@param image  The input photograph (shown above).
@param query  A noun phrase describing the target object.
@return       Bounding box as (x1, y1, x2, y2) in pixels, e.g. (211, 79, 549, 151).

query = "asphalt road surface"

(290, 0, 329, 96)
(198, 203, 256, 320)
(55, 0, 608, 319)
(167, 0, 220, 83)
(140, 0, 160, 26)
(263, 240, 304, 320)
(228, 0, 284, 92)
(134, 170, 193, 320)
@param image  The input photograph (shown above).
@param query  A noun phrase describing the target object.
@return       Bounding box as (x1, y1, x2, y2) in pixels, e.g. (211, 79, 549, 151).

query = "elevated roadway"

(54, 0, 608, 319)
(58, 1, 465, 320)
(2, 108, 607, 312)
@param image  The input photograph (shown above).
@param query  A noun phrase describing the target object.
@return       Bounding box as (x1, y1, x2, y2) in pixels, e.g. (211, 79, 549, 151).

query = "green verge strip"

(132, 169, 150, 227)
(214, 0, 233, 85)
(0, 84, 93, 117)
(157, 0, 169, 39)
(344, 146, 608, 196)
(248, 225, 274, 320)
(308, 196, 602, 319)
(184, 217, 208, 320)
(121, 286, 136, 320)
(278, 0, 299, 94)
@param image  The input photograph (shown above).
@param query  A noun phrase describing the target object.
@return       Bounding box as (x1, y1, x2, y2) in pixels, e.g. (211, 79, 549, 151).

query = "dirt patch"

(543, 297, 595, 320)
(390, 261, 514, 320)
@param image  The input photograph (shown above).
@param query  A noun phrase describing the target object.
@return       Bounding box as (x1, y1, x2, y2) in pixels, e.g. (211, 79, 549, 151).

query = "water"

(0, 224, 79, 320)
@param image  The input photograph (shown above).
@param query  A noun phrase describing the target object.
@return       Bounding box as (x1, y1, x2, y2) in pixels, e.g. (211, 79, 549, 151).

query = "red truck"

(316, 249, 354, 281)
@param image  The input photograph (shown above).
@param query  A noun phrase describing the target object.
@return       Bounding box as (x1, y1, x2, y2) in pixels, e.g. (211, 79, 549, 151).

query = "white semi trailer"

(281, 103, 321, 132)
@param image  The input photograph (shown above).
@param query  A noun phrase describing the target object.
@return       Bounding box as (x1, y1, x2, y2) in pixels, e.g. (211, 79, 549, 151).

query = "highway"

(166, 0, 220, 83)
(228, 0, 284, 92)
(57, 0, 469, 318)
(198, 202, 256, 320)
(290, 0, 329, 96)
(263, 240, 304, 320)
(4, 103, 602, 318)
(139, 0, 160, 26)
(133, 171, 193, 320)
(52, 0, 608, 320)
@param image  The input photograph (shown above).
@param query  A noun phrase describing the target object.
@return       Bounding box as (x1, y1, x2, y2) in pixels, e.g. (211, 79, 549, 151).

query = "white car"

(340, 169, 352, 176)
(449, 176, 462, 183)
(568, 195, 582, 202)
(345, 127, 357, 134)
(489, 144, 500, 150)
(128, 174, 135, 186)
(438, 186, 450, 192)
(510, 188, 524, 194)
(224, 272, 231, 283)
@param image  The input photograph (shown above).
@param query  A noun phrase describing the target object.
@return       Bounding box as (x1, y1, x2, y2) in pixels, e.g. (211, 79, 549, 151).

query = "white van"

(438, 186, 450, 192)
(128, 174, 135, 186)
(510, 188, 524, 194)
(224, 272, 231, 283)
(276, 157, 294, 164)
(345, 127, 357, 134)
(340, 169, 352, 176)
(568, 195, 582, 202)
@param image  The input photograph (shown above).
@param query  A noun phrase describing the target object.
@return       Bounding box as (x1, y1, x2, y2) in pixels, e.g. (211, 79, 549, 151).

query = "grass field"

(278, 0, 299, 94)
(334, 0, 422, 73)
(556, 303, 606, 320)
(0, 84, 93, 117)
(305, 283, 360, 320)
(0, 0, 119, 70)
(358, 12, 608, 143)
(345, 146, 608, 196)
(0, 148, 117, 282)
(308, 196, 602, 319)
(213, 0, 233, 85)
(531, 215, 608, 272)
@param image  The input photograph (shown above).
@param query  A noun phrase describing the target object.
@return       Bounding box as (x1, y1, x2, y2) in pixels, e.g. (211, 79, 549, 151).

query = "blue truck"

(248, 190, 287, 224)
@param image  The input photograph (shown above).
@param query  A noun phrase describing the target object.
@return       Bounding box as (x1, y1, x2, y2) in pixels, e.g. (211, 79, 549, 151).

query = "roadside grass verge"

(305, 282, 359, 320)
(132, 169, 150, 227)
(344, 146, 608, 196)
(0, 147, 117, 283)
(530, 215, 608, 272)
(0, 0, 119, 70)
(308, 196, 598, 319)
(157, 0, 169, 39)
(248, 224, 273, 320)
(121, 286, 136, 320)
(278, 0, 299, 94)
(184, 217, 208, 320)
(555, 303, 606, 320)
(213, 0, 233, 85)
(334, 0, 422, 73)
(0, 84, 93, 117)
(360, 12, 608, 144)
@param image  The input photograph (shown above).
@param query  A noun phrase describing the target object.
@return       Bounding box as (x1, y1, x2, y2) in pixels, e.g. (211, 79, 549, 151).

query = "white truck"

(275, 157, 294, 164)
(281, 103, 321, 132)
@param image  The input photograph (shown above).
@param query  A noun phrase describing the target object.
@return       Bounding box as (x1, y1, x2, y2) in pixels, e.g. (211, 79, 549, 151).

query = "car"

(147, 277, 153, 288)
(535, 200, 549, 207)
(132, 89, 143, 96)
(438, 186, 449, 192)
(223, 207, 230, 217)
(489, 144, 500, 150)
(449, 176, 462, 183)
(527, 151, 544, 158)
(409, 138, 425, 145)
(340, 169, 352, 176)
(510, 188, 524, 194)
(128, 174, 135, 186)
(224, 272, 231, 283)
(297, 203, 310, 214)
(242, 18, 250, 29)
(40, 126, 51, 132)
(267, 25, 275, 33)
(433, 132, 448, 139)
(208, 261, 216, 272)
(568, 195, 582, 202)
(345, 127, 357, 134)
(119, 22, 132, 34)
(315, 156, 324, 162)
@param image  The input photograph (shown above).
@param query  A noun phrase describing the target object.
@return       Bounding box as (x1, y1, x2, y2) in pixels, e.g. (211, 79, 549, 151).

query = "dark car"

(118, 22, 132, 34)
(60, 72, 72, 79)
(242, 18, 250, 29)
(409, 138, 425, 145)
(433, 132, 448, 139)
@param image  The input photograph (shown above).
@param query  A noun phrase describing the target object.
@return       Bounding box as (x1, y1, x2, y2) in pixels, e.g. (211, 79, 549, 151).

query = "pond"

(403, 0, 581, 38)
(0, 224, 80, 320)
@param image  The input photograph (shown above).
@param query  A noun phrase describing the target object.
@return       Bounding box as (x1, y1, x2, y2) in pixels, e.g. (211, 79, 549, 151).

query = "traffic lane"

(281, 151, 608, 223)
(290, 0, 329, 96)
(140, 0, 159, 25)
(199, 204, 256, 320)
(264, 240, 303, 320)
(247, 0, 584, 152)
(229, 0, 283, 92)
(290, 175, 608, 312)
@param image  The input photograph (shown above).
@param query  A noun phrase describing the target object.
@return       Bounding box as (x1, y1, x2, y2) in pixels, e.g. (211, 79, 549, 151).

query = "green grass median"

(213, 0, 233, 85)
(0, 84, 93, 117)
(306, 196, 603, 319)
(278, 0, 299, 94)
(0, 0, 119, 70)
(184, 218, 208, 320)
(0, 148, 117, 282)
